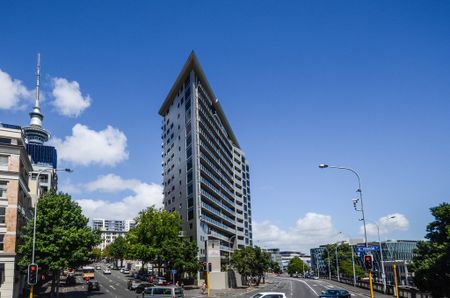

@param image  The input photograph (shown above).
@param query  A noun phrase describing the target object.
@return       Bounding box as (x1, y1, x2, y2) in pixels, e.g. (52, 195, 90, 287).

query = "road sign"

(356, 246, 379, 254)
(171, 269, 177, 275)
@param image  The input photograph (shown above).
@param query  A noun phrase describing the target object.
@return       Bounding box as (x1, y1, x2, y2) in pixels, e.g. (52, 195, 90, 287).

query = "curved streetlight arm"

(319, 164, 368, 247)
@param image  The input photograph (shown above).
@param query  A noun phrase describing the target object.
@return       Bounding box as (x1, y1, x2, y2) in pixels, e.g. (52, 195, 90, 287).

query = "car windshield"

(252, 295, 263, 298)
(324, 290, 339, 295)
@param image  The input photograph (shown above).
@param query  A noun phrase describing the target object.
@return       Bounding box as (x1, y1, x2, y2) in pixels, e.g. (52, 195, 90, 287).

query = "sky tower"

(23, 54, 58, 201)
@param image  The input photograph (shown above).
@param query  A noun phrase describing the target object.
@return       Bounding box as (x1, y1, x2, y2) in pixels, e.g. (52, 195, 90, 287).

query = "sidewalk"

(324, 279, 393, 298)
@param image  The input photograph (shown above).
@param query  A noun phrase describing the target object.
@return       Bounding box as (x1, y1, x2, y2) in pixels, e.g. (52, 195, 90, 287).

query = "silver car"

(142, 286, 184, 298)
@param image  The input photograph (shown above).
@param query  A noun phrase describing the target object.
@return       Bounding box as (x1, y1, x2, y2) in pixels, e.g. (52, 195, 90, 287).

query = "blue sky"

(1, 1, 449, 252)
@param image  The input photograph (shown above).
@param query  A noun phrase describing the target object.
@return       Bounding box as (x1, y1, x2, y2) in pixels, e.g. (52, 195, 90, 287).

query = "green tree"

(270, 260, 281, 274)
(92, 247, 102, 261)
(109, 236, 128, 267)
(287, 256, 307, 276)
(126, 206, 190, 276)
(160, 238, 200, 280)
(230, 246, 271, 285)
(411, 202, 450, 298)
(18, 191, 100, 297)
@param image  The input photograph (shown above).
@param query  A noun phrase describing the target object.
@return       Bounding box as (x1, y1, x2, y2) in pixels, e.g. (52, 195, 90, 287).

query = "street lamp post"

(335, 243, 340, 282)
(367, 216, 395, 294)
(319, 164, 368, 247)
(326, 247, 331, 280)
(337, 232, 357, 286)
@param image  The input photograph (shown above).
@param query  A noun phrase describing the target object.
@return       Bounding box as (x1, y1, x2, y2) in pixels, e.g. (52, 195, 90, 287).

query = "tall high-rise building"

(159, 52, 253, 262)
(23, 54, 58, 202)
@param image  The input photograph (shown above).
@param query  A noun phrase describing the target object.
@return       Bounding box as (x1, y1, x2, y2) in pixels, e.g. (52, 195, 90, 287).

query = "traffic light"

(364, 255, 373, 270)
(27, 264, 38, 285)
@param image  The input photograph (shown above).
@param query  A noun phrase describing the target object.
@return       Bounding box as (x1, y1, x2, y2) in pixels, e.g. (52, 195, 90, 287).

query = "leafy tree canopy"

(287, 256, 307, 275)
(18, 191, 101, 272)
(411, 202, 450, 298)
(230, 246, 271, 285)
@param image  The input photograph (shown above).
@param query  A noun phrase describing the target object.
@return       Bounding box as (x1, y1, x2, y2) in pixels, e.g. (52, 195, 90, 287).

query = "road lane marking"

(282, 278, 319, 296)
(110, 284, 116, 290)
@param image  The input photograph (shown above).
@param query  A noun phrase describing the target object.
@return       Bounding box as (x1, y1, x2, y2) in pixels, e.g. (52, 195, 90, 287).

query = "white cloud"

(52, 77, 91, 117)
(0, 69, 34, 109)
(86, 174, 139, 192)
(52, 124, 128, 166)
(253, 212, 341, 252)
(59, 178, 82, 195)
(361, 213, 410, 237)
(76, 174, 163, 220)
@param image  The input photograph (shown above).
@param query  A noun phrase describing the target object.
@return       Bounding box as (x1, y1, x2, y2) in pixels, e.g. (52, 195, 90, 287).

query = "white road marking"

(292, 279, 319, 296)
(109, 284, 116, 290)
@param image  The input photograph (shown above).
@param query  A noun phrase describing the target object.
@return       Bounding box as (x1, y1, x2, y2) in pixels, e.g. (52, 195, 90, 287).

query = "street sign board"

(171, 269, 177, 275)
(356, 246, 380, 254)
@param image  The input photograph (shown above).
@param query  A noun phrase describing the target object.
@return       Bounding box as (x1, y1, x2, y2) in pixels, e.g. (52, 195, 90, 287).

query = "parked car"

(156, 276, 167, 285)
(251, 293, 287, 298)
(87, 279, 100, 291)
(142, 286, 183, 298)
(135, 282, 154, 294)
(123, 269, 130, 274)
(128, 279, 142, 290)
(103, 268, 111, 274)
(319, 289, 351, 298)
(95, 265, 101, 270)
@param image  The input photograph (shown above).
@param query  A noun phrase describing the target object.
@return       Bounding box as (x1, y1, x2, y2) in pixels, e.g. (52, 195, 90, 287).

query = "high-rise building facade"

(0, 123, 34, 298)
(159, 53, 253, 261)
(93, 218, 136, 250)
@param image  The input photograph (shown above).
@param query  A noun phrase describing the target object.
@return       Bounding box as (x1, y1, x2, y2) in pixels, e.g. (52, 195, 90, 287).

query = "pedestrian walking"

(201, 281, 207, 294)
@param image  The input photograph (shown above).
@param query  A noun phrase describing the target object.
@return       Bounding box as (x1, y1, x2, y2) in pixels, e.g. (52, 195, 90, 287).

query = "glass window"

(0, 155, 8, 166)
(0, 207, 4, 224)
(0, 234, 4, 251)
(0, 181, 6, 199)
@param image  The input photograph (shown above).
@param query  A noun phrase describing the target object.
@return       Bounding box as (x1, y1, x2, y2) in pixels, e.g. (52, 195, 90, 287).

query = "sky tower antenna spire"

(35, 53, 41, 108)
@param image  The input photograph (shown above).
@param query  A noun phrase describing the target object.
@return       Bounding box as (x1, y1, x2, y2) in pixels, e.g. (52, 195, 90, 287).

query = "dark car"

(135, 283, 154, 294)
(319, 289, 350, 298)
(87, 279, 100, 291)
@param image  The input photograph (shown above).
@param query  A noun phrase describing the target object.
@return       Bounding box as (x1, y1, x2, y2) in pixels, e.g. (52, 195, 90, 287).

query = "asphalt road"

(241, 276, 370, 298)
(59, 268, 137, 298)
(58, 272, 371, 298)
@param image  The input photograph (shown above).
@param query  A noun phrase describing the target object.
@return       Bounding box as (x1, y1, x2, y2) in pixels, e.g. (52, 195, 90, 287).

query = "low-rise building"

(0, 123, 34, 298)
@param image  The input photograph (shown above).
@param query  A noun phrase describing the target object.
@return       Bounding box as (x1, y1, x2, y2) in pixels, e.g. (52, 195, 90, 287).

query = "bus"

(82, 266, 95, 281)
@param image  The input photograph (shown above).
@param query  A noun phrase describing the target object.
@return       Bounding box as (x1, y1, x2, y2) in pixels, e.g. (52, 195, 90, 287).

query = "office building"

(93, 219, 136, 250)
(0, 123, 34, 298)
(23, 54, 57, 203)
(264, 248, 283, 271)
(159, 52, 253, 262)
(280, 251, 310, 271)
(311, 239, 418, 286)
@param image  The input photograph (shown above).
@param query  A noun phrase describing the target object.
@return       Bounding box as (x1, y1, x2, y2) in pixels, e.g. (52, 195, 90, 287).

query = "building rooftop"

(158, 51, 240, 148)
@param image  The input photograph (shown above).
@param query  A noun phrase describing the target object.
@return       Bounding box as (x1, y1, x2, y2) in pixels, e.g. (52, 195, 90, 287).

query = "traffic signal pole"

(368, 270, 374, 298)
(393, 263, 399, 298)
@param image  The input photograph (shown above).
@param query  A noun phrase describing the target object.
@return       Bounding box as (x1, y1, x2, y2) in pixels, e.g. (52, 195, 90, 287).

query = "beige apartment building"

(0, 123, 34, 298)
